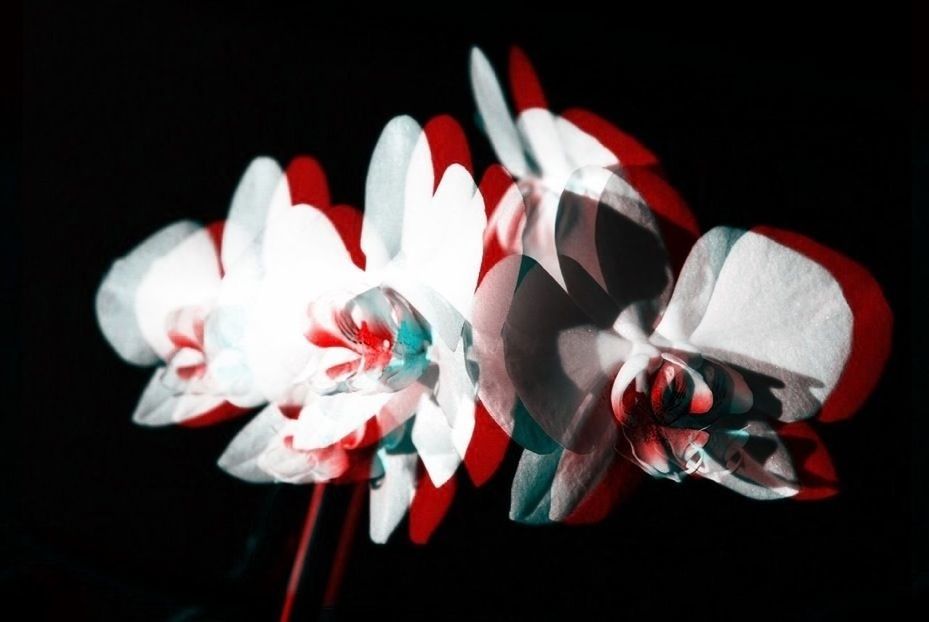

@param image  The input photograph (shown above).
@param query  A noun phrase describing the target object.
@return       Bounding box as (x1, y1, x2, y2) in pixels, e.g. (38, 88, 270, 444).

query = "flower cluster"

(97, 47, 891, 542)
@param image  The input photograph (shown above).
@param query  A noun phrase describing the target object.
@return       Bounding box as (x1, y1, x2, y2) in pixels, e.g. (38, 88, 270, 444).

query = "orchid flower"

(469, 46, 700, 282)
(474, 166, 891, 523)
(95, 158, 284, 427)
(219, 115, 492, 543)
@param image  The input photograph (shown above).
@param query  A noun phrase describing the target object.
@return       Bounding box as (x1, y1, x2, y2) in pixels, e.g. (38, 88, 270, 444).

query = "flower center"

(305, 287, 432, 393)
(614, 351, 752, 430)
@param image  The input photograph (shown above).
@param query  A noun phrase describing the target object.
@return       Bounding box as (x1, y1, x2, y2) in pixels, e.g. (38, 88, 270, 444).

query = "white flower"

(95, 157, 283, 426)
(474, 166, 890, 523)
(469, 46, 699, 283)
(218, 115, 487, 543)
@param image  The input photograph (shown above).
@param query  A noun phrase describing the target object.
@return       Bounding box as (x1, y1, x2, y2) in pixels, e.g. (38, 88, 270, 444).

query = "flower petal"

(549, 423, 620, 521)
(369, 451, 418, 544)
(293, 391, 393, 452)
(398, 163, 486, 324)
(469, 47, 530, 177)
(409, 466, 457, 544)
(132, 366, 226, 426)
(695, 419, 799, 500)
(516, 108, 571, 186)
(411, 395, 461, 488)
(217, 404, 290, 483)
(363, 115, 423, 271)
(96, 220, 202, 365)
(221, 157, 282, 272)
(501, 257, 625, 453)
(554, 116, 620, 173)
(657, 228, 854, 422)
(555, 166, 673, 332)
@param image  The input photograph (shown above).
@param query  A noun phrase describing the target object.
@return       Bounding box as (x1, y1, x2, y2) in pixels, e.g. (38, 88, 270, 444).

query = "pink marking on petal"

(167, 330, 202, 352)
(174, 362, 205, 381)
(326, 359, 361, 380)
(306, 327, 349, 350)
(508, 46, 547, 112)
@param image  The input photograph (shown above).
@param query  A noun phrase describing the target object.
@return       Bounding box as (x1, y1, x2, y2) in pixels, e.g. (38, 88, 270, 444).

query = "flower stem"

(322, 482, 366, 610)
(279, 483, 327, 622)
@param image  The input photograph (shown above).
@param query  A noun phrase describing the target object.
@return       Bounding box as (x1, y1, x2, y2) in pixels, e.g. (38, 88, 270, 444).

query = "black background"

(15, 3, 918, 620)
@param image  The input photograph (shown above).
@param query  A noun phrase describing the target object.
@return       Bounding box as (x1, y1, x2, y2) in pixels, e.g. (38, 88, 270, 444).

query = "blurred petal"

(560, 107, 660, 168)
(293, 391, 393, 451)
(516, 109, 571, 186)
(131, 366, 226, 426)
(221, 157, 282, 271)
(463, 402, 510, 487)
(133, 228, 223, 359)
(411, 395, 461, 487)
(777, 421, 839, 500)
(369, 451, 418, 544)
(469, 47, 530, 176)
(409, 466, 457, 544)
(507, 46, 547, 112)
(96, 220, 202, 365)
(363, 115, 423, 271)
(217, 405, 290, 482)
(399, 164, 486, 323)
(479, 164, 525, 276)
(554, 116, 620, 172)
(422, 114, 473, 185)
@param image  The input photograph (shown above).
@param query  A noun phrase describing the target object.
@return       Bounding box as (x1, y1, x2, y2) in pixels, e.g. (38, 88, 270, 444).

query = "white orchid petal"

(516, 108, 571, 187)
(363, 115, 423, 271)
(131, 367, 225, 426)
(222, 157, 282, 271)
(411, 395, 461, 488)
(292, 391, 393, 451)
(469, 47, 530, 177)
(669, 229, 853, 421)
(556, 166, 672, 332)
(400, 164, 486, 322)
(217, 404, 291, 482)
(554, 116, 619, 172)
(369, 451, 418, 544)
(96, 220, 203, 365)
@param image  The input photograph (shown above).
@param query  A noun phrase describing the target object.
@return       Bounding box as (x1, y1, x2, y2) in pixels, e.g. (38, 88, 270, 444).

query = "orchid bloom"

(95, 158, 284, 427)
(218, 115, 490, 543)
(474, 166, 891, 523)
(469, 46, 699, 282)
